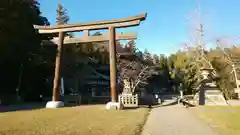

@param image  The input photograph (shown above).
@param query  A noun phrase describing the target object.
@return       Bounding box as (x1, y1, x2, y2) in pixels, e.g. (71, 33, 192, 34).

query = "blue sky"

(38, 0, 240, 56)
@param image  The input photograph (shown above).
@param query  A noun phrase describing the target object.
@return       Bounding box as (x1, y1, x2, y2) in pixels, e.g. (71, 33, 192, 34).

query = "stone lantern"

(194, 68, 227, 106)
(200, 68, 213, 80)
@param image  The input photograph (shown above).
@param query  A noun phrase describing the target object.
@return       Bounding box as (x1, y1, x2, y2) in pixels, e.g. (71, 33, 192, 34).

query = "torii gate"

(34, 13, 147, 108)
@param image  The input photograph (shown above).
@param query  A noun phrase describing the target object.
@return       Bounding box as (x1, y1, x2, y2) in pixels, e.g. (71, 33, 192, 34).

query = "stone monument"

(118, 77, 139, 107)
(194, 68, 227, 106)
(234, 79, 240, 99)
(235, 88, 240, 99)
(122, 78, 132, 95)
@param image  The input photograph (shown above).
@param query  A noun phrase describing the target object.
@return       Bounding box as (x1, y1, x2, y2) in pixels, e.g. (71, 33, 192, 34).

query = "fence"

(64, 94, 81, 106)
(119, 94, 138, 107)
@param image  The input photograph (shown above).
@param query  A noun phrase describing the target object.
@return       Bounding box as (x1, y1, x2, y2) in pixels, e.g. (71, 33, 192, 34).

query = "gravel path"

(141, 101, 220, 135)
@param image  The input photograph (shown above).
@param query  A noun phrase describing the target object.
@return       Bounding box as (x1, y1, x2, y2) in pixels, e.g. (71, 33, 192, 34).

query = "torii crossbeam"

(51, 32, 137, 44)
(34, 13, 147, 109)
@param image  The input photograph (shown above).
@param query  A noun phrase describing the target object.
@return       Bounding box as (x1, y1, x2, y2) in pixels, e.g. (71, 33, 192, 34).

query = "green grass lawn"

(0, 105, 149, 135)
(195, 106, 240, 135)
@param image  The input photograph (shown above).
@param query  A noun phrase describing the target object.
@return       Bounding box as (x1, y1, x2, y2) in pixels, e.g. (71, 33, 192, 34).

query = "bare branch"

(215, 38, 240, 88)
(117, 53, 157, 94)
(132, 65, 157, 92)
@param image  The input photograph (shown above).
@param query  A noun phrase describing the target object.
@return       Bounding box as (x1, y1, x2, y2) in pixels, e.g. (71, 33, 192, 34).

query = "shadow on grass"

(122, 107, 139, 110)
(0, 102, 45, 113)
(0, 99, 180, 113)
(0, 102, 106, 113)
(63, 103, 106, 108)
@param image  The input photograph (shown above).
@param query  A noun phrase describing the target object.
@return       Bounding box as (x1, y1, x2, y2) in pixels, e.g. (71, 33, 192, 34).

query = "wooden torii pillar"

(34, 13, 147, 108)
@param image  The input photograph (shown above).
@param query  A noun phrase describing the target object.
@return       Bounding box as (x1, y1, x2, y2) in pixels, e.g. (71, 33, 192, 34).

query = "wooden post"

(52, 32, 64, 101)
(109, 27, 117, 102)
(83, 30, 89, 37)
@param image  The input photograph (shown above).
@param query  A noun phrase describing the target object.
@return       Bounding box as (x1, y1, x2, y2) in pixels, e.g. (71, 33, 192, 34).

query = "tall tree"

(151, 54, 159, 65)
(56, 3, 69, 25)
(143, 49, 153, 64)
(56, 3, 73, 37)
(159, 54, 167, 69)
(0, 0, 51, 103)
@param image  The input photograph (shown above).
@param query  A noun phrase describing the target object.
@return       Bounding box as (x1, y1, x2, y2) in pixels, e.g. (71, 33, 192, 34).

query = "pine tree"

(128, 40, 137, 53)
(56, 3, 73, 37)
(143, 49, 153, 64)
(56, 4, 69, 25)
